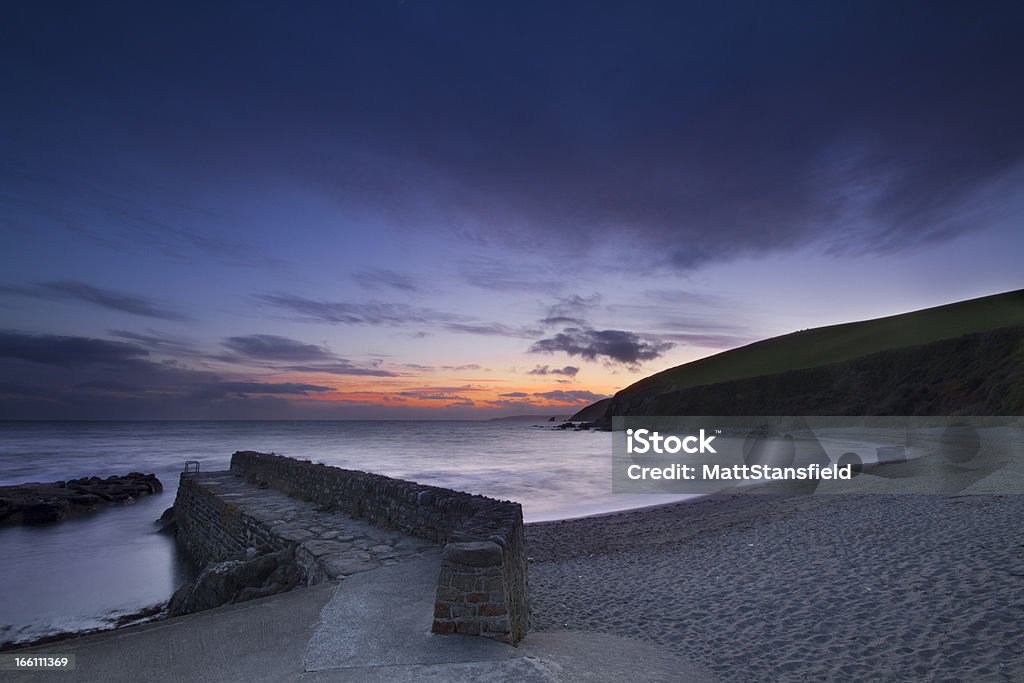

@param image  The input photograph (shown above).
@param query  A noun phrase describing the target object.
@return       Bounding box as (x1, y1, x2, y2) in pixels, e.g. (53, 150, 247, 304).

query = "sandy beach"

(526, 492, 1024, 681)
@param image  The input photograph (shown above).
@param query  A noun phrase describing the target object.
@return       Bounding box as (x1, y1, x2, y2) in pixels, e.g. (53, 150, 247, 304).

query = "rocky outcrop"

(0, 473, 163, 525)
(167, 547, 303, 616)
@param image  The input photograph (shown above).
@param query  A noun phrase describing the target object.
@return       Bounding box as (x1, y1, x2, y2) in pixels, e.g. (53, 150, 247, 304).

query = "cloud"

(546, 294, 602, 319)
(443, 322, 542, 339)
(0, 165, 284, 270)
(219, 334, 400, 376)
(353, 269, 422, 293)
(5, 3, 1022, 279)
(532, 389, 607, 404)
(395, 384, 482, 398)
(1, 281, 187, 321)
(108, 329, 201, 355)
(257, 293, 463, 327)
(642, 289, 730, 307)
(440, 363, 485, 372)
(484, 388, 607, 408)
(484, 398, 545, 410)
(458, 258, 566, 294)
(397, 390, 470, 401)
(193, 381, 334, 399)
(528, 365, 579, 377)
(0, 329, 349, 418)
(539, 316, 587, 327)
(445, 400, 476, 408)
(600, 294, 752, 350)
(282, 363, 398, 377)
(530, 328, 674, 365)
(223, 334, 334, 362)
(0, 330, 150, 368)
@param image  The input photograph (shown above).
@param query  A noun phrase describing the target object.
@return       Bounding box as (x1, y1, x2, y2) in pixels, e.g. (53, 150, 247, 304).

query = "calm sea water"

(0, 420, 690, 645)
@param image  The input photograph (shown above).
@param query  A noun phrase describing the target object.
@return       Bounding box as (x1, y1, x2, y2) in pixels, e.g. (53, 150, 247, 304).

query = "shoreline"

(7, 484, 1023, 681)
(0, 604, 167, 653)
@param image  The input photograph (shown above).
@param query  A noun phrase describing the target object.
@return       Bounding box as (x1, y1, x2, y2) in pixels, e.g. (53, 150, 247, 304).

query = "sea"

(0, 419, 691, 646)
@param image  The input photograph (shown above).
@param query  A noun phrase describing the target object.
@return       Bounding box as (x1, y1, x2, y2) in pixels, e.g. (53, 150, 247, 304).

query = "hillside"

(619, 289, 1023, 399)
(572, 289, 1024, 423)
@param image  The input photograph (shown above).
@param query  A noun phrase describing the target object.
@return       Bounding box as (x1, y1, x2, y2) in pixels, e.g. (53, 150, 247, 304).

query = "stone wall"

(225, 451, 529, 645)
(172, 473, 292, 569)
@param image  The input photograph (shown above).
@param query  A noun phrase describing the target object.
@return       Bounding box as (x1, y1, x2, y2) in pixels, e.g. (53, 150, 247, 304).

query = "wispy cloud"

(398, 390, 472, 401)
(0, 330, 347, 418)
(0, 330, 150, 368)
(458, 257, 566, 294)
(0, 165, 283, 269)
(441, 363, 486, 372)
(1, 281, 187, 321)
(257, 293, 464, 326)
(397, 385, 484, 396)
(108, 329, 201, 355)
(282, 363, 398, 377)
(527, 365, 579, 377)
(545, 294, 602, 319)
(223, 334, 334, 362)
(532, 389, 606, 404)
(219, 334, 400, 377)
(443, 322, 542, 339)
(485, 388, 608, 408)
(353, 269, 423, 293)
(193, 381, 334, 399)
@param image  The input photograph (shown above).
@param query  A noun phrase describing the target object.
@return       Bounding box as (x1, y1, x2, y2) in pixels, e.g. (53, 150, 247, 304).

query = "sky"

(1, 1, 1023, 419)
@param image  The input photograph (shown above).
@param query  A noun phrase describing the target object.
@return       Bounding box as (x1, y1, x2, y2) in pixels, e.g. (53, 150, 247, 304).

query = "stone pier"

(171, 451, 529, 645)
(173, 471, 439, 583)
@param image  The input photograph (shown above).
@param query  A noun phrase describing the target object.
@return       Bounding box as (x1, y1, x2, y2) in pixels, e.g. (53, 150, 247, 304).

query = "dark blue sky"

(2, 1, 1022, 418)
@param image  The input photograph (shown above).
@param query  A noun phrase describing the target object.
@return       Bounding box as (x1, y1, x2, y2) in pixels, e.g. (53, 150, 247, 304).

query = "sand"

(525, 492, 1024, 681)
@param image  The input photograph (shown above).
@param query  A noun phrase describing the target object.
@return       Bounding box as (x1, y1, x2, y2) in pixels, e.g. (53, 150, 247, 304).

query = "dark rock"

(22, 500, 72, 524)
(68, 494, 103, 506)
(0, 472, 164, 526)
(155, 506, 176, 533)
(168, 548, 304, 616)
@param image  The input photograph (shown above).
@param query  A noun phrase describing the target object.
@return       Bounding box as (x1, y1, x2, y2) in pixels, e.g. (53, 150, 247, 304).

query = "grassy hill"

(572, 288, 1024, 421)
(622, 289, 1023, 397)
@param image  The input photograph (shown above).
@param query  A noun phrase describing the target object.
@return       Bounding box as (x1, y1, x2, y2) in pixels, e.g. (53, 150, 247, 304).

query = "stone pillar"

(432, 541, 515, 644)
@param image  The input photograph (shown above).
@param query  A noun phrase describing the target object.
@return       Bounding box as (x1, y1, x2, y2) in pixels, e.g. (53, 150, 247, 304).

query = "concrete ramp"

(301, 556, 718, 683)
(305, 556, 523, 671)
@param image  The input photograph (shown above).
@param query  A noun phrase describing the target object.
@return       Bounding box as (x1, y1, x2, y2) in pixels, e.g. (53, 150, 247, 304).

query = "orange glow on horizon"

(260, 369, 620, 411)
